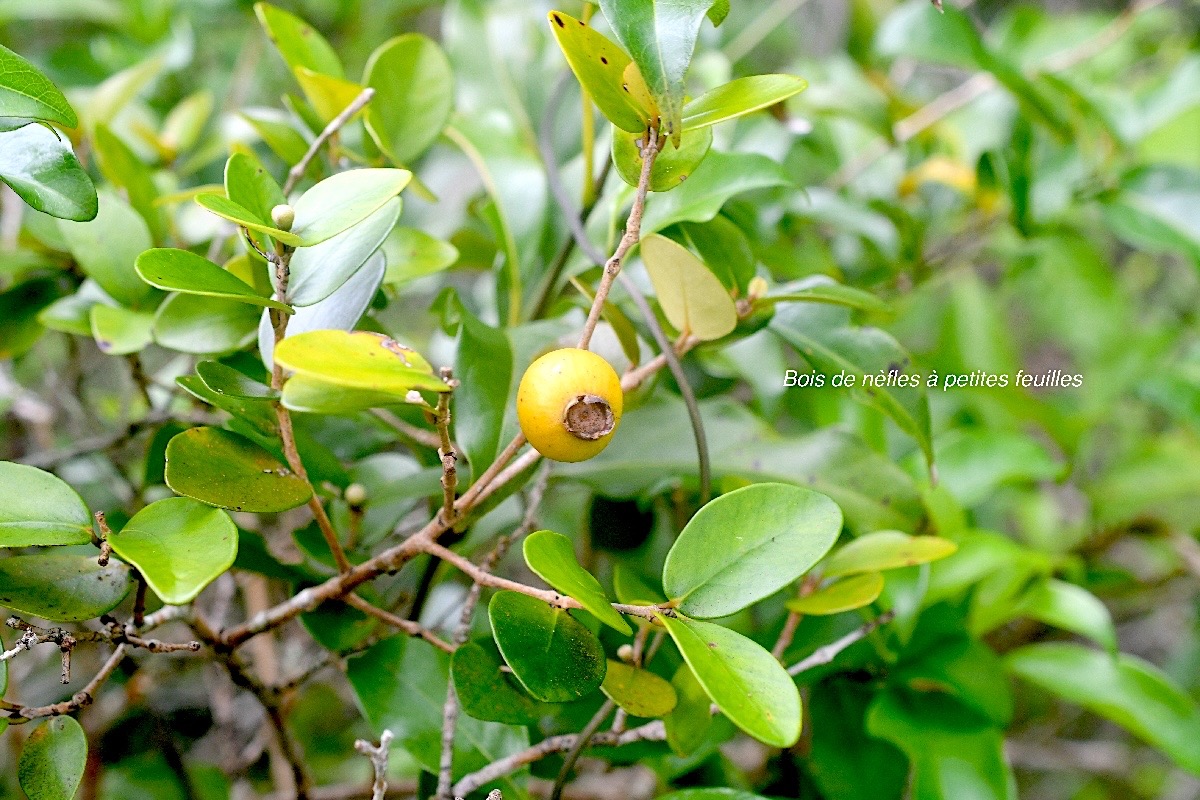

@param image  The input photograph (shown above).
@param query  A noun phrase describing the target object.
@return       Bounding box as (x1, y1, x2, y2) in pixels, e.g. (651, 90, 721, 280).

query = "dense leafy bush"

(1, 1, 1199, 799)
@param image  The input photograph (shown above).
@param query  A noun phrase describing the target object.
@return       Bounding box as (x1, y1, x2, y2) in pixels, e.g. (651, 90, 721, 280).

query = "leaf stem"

(283, 87, 375, 196)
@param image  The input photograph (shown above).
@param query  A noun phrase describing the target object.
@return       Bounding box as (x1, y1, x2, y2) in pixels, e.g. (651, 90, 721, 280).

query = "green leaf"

(640, 232, 736, 341)
(347, 636, 529, 786)
(451, 639, 545, 725)
(164, 427, 312, 514)
(1105, 166, 1200, 263)
(1007, 644, 1200, 774)
(488, 590, 607, 703)
(758, 280, 892, 316)
(239, 108, 312, 169)
(642, 150, 791, 233)
(382, 227, 458, 285)
(90, 304, 154, 355)
(0, 462, 92, 547)
(287, 168, 411, 247)
(1009, 579, 1117, 652)
(0, 554, 129, 621)
(279, 373, 404, 415)
(60, 189, 153, 306)
(682, 74, 807, 131)
(274, 330, 449, 399)
(254, 2, 343, 79)
(613, 123, 710, 192)
(867, 689, 1013, 800)
(135, 248, 290, 311)
(0, 276, 60, 357)
(18, 717, 87, 800)
(597, 0, 715, 146)
(523, 530, 632, 634)
(601, 659, 677, 716)
(547, 11, 648, 134)
(286, 197, 399, 307)
(363, 33, 454, 164)
(662, 482, 842, 619)
(787, 573, 884, 615)
(660, 614, 801, 747)
(823, 531, 957, 577)
(224, 151, 284, 227)
(0, 124, 96, 221)
(771, 300, 934, 464)
(0, 44, 77, 126)
(109, 497, 238, 605)
(195, 361, 276, 401)
(445, 295, 512, 477)
(664, 662, 711, 755)
(161, 89, 213, 155)
(705, 0, 730, 26)
(659, 792, 767, 800)
(195, 193, 301, 245)
(154, 293, 260, 355)
(613, 564, 667, 605)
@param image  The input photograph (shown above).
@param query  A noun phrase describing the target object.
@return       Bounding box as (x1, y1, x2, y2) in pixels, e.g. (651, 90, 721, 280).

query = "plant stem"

(284, 88, 375, 195)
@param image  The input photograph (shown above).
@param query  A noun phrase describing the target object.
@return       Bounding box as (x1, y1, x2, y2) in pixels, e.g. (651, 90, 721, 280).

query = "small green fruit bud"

(271, 204, 295, 231)
(344, 483, 368, 507)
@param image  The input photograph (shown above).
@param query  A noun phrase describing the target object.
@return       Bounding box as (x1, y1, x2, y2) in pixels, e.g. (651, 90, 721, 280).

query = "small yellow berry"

(516, 348, 623, 463)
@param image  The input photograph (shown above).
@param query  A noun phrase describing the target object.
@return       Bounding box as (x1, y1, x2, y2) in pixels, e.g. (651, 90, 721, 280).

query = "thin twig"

(343, 594, 454, 654)
(370, 409, 443, 450)
(3, 645, 127, 722)
(451, 721, 666, 795)
(283, 88, 375, 196)
(538, 77, 711, 503)
(435, 368, 459, 526)
(577, 125, 660, 351)
(353, 730, 394, 800)
(551, 699, 615, 800)
(787, 611, 894, 676)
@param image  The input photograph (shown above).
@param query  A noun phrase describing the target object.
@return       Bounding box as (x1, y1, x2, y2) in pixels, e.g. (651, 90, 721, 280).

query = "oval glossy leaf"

(640, 233, 736, 341)
(0, 462, 92, 547)
(787, 573, 884, 616)
(823, 531, 957, 577)
(90, 304, 154, 355)
(488, 590, 607, 703)
(597, 0, 712, 145)
(194, 193, 302, 245)
(613, 123, 711, 192)
(224, 151, 285, 226)
(524, 530, 632, 635)
(280, 372, 403, 415)
(663, 482, 842, 619)
(254, 1, 343, 79)
(0, 44, 76, 126)
(0, 554, 130, 621)
(1011, 579, 1118, 653)
(155, 293, 260, 355)
(136, 248, 290, 311)
(452, 639, 544, 725)
(547, 11, 647, 133)
(661, 614, 801, 747)
(1006, 643, 1200, 774)
(601, 659, 677, 717)
(259, 251, 386, 370)
(287, 197, 399, 306)
(195, 361, 276, 401)
(383, 227, 458, 285)
(758, 281, 892, 316)
(275, 329, 449, 397)
(289, 168, 411, 247)
(18, 716, 86, 800)
(363, 33, 454, 164)
(642, 150, 792, 234)
(60, 190, 154, 306)
(681, 74, 808, 131)
(109, 497, 238, 604)
(165, 427, 311, 513)
(0, 124, 96, 221)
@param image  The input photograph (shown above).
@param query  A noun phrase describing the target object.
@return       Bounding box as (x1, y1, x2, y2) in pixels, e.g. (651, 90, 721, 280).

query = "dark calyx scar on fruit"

(564, 394, 615, 440)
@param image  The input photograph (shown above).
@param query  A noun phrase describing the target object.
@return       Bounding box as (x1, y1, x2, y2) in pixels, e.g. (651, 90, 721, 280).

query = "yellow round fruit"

(517, 348, 624, 463)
